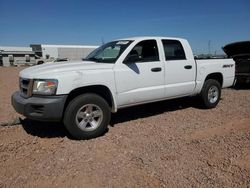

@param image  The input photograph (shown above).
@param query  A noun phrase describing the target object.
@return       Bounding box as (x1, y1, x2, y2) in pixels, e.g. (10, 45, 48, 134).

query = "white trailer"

(30, 44, 98, 64)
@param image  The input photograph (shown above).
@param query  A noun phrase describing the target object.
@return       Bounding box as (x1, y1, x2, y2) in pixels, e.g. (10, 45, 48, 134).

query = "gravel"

(0, 67, 250, 187)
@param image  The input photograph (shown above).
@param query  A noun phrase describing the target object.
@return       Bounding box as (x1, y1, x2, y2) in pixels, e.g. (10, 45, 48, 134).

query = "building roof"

(0, 51, 35, 55)
(34, 44, 99, 48)
(0, 46, 32, 52)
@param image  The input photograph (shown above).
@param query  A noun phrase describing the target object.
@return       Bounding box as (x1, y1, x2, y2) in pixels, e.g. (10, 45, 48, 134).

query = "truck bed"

(194, 58, 235, 92)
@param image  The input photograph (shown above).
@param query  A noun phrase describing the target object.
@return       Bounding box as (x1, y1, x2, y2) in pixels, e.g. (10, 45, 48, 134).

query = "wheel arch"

(204, 72, 223, 86)
(64, 85, 117, 114)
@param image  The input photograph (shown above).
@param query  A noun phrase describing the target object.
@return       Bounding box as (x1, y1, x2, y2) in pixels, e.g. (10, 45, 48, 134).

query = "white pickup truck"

(12, 37, 235, 139)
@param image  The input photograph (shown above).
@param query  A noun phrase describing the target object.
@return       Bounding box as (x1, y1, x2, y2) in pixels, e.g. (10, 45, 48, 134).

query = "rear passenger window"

(162, 40, 186, 60)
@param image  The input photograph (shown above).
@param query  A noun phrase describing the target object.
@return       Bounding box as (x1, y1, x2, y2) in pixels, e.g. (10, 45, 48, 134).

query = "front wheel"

(200, 79, 221, 109)
(63, 93, 111, 140)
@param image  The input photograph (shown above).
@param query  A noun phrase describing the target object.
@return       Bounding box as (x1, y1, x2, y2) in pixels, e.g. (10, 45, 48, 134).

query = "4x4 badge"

(223, 64, 234, 68)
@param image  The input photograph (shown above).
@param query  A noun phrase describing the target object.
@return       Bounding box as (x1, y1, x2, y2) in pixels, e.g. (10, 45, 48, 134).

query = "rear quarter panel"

(194, 59, 235, 93)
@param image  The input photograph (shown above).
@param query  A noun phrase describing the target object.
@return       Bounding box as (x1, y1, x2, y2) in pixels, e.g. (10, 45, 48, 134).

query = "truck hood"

(20, 61, 114, 78)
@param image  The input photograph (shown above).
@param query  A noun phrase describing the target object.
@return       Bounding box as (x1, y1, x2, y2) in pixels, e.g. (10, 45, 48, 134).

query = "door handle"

(151, 67, 162, 72)
(184, 65, 192, 69)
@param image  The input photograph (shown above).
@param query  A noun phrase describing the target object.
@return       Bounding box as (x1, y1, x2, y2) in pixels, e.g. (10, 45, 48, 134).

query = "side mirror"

(124, 54, 139, 64)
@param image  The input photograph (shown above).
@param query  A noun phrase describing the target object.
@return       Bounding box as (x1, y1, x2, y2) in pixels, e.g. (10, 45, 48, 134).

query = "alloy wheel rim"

(75, 104, 103, 131)
(208, 86, 219, 103)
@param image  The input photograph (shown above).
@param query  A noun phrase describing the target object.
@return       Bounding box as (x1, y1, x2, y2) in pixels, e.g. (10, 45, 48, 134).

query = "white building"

(30, 44, 98, 62)
(0, 44, 99, 66)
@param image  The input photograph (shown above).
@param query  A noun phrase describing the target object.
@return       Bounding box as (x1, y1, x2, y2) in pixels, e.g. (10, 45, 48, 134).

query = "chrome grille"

(20, 78, 33, 97)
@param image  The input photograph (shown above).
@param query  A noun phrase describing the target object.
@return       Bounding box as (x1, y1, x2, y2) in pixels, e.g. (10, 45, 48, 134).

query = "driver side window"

(127, 40, 159, 62)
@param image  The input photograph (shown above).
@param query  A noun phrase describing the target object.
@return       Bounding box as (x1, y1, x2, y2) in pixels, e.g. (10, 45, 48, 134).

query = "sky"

(0, 0, 249, 54)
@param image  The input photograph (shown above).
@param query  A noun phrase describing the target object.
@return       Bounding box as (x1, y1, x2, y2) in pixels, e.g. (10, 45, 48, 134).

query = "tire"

(63, 93, 111, 140)
(200, 79, 221, 109)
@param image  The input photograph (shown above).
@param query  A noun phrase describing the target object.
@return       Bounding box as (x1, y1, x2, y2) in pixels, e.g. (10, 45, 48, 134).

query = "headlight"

(32, 79, 58, 95)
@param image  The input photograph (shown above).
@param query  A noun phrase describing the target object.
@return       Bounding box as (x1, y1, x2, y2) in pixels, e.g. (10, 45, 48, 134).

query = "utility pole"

(101, 37, 105, 45)
(208, 40, 211, 55)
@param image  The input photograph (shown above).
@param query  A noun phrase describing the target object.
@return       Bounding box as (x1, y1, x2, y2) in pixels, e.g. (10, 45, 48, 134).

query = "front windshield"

(84, 40, 133, 63)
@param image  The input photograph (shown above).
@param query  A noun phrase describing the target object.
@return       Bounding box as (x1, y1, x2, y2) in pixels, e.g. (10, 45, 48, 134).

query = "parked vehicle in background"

(223, 41, 250, 84)
(45, 58, 69, 63)
(35, 57, 69, 65)
(53, 58, 69, 62)
(0, 46, 36, 67)
(12, 36, 235, 140)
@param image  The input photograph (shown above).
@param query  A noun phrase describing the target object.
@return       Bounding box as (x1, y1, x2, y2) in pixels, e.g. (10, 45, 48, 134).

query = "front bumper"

(11, 91, 67, 122)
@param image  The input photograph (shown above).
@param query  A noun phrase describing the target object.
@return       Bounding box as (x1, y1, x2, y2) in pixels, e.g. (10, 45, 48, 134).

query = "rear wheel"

(200, 79, 221, 109)
(63, 93, 111, 140)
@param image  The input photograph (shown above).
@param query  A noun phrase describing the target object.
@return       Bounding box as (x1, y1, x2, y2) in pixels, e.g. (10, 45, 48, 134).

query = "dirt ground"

(0, 67, 250, 188)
